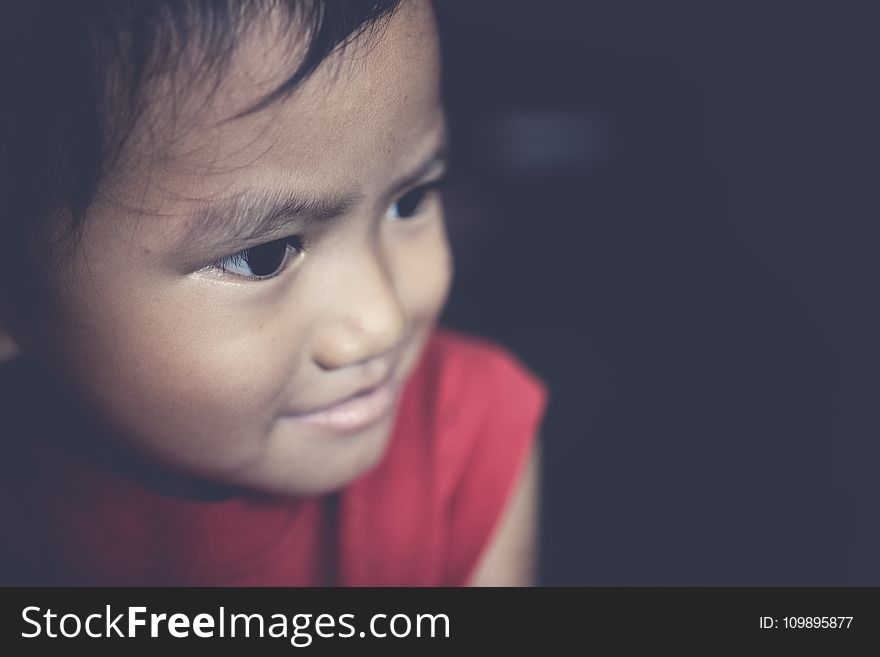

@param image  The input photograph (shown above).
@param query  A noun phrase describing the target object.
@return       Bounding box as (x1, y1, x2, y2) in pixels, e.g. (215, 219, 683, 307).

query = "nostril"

(311, 247, 407, 371)
(312, 310, 406, 372)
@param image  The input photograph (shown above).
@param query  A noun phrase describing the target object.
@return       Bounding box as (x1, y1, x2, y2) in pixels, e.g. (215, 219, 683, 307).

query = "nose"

(311, 244, 407, 371)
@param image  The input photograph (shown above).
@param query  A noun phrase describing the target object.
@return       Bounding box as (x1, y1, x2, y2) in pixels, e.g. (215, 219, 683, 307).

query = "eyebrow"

(179, 137, 449, 254)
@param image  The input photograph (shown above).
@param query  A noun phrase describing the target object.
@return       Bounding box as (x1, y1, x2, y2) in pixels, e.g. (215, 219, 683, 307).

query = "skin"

(0, 0, 537, 584)
(469, 443, 541, 586)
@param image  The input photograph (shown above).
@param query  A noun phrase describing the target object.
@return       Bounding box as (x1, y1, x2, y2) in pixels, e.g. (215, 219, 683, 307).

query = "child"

(0, 0, 546, 586)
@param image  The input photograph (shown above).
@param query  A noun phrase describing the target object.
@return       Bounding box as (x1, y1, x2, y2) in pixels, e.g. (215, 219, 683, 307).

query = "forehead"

(105, 1, 443, 210)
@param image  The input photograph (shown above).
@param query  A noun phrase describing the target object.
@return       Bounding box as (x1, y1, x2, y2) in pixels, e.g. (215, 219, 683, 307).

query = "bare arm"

(467, 440, 541, 586)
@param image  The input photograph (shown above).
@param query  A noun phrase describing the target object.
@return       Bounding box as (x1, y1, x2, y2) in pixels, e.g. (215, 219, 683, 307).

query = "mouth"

(285, 376, 400, 435)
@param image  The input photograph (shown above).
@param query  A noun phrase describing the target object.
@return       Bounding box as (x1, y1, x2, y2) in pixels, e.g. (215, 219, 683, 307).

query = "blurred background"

(433, 1, 879, 585)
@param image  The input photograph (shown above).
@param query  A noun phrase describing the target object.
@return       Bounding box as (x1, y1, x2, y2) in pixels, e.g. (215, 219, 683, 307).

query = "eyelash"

(211, 178, 445, 281)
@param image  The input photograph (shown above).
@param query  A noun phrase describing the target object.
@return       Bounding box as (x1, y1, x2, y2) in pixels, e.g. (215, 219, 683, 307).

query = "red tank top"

(0, 329, 547, 586)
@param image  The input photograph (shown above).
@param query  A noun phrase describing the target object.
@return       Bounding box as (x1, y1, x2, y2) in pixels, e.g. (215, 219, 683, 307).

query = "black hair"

(0, 0, 401, 313)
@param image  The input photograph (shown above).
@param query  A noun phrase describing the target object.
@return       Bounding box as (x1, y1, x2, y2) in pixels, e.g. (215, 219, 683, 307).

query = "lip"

(285, 377, 400, 434)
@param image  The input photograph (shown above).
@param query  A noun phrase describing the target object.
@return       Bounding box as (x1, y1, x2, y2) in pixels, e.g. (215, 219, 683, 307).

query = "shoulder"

(406, 328, 548, 584)
(416, 327, 547, 421)
(403, 329, 546, 456)
(342, 328, 547, 585)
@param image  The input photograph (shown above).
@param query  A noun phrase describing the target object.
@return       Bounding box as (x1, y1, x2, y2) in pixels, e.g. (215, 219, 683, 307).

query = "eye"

(385, 181, 443, 221)
(212, 235, 305, 280)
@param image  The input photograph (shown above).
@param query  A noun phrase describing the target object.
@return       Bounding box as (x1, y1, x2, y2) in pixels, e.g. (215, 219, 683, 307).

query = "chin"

(231, 419, 396, 498)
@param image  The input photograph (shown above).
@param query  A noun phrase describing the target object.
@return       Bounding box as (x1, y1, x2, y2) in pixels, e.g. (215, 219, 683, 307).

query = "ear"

(0, 301, 22, 363)
(0, 329, 21, 363)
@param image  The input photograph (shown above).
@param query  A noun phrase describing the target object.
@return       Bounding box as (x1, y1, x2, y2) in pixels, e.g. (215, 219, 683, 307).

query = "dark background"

(434, 1, 880, 585)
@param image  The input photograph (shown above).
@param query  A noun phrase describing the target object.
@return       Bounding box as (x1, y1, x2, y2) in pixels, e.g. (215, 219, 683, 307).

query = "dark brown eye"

(386, 186, 431, 220)
(215, 236, 304, 280)
(243, 240, 288, 277)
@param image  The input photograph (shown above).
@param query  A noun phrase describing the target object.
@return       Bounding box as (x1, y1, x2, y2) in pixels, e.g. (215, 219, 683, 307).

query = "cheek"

(391, 218, 453, 323)
(46, 279, 302, 466)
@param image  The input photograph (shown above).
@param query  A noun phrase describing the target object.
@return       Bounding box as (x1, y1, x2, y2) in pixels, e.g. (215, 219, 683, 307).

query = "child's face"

(35, 2, 451, 495)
